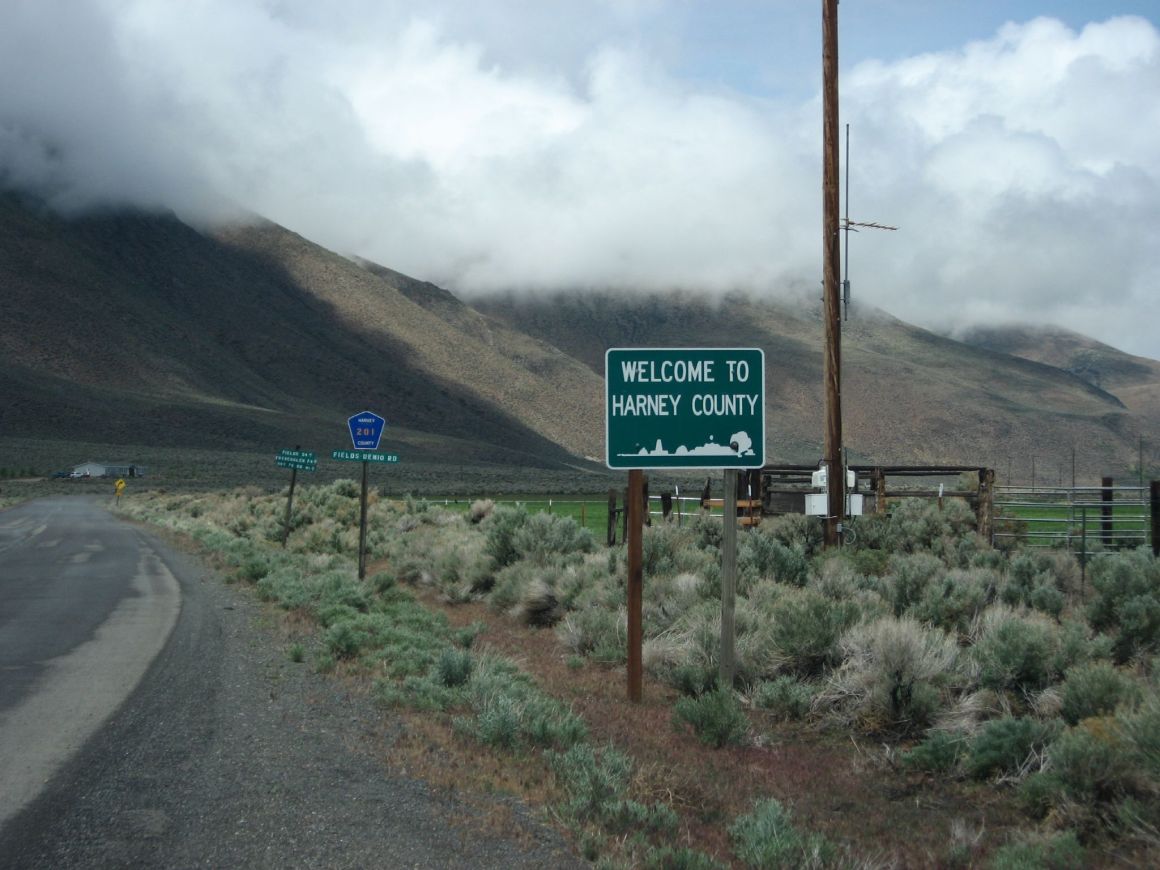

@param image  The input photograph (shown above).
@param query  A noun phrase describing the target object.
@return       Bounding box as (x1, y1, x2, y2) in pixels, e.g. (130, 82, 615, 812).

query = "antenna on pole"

(840, 123, 897, 321)
(843, 123, 851, 321)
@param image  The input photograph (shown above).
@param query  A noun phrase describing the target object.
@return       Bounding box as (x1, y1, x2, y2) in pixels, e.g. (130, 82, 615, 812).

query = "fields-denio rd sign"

(331, 450, 400, 464)
(605, 348, 765, 470)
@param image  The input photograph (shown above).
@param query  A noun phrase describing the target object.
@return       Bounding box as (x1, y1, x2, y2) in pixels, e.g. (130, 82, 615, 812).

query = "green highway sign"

(605, 347, 765, 470)
(276, 449, 317, 471)
(331, 450, 400, 464)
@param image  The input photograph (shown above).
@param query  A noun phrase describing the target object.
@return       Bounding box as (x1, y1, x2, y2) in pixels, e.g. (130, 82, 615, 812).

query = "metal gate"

(992, 483, 1152, 552)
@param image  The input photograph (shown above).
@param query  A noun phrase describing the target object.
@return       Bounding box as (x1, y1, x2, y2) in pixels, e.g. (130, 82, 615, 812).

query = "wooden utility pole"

(822, 0, 843, 547)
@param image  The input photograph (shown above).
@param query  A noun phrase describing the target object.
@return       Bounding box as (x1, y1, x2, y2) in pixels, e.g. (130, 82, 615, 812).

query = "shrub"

(667, 663, 718, 697)
(1119, 696, 1160, 780)
(1000, 551, 1069, 619)
(767, 588, 859, 676)
(887, 498, 964, 553)
(1087, 550, 1160, 663)
(557, 606, 626, 664)
(739, 532, 808, 586)
(973, 609, 1059, 694)
(457, 657, 588, 752)
(324, 619, 369, 659)
(1047, 719, 1136, 804)
(761, 512, 824, 556)
(965, 716, 1059, 780)
(673, 689, 749, 748)
(468, 498, 494, 523)
(910, 567, 998, 636)
(483, 505, 528, 568)
(471, 694, 522, 750)
(1059, 662, 1141, 725)
(642, 523, 693, 576)
(820, 616, 958, 733)
(1053, 619, 1115, 674)
(903, 730, 964, 773)
(547, 743, 673, 836)
(237, 554, 271, 583)
(512, 511, 593, 565)
(730, 798, 837, 869)
(884, 552, 944, 616)
(514, 578, 563, 627)
(752, 676, 815, 721)
(436, 648, 473, 687)
(489, 561, 544, 612)
(691, 514, 723, 551)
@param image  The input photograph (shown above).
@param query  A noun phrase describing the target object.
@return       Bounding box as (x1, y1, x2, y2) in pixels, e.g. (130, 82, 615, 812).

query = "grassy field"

(996, 500, 1153, 551)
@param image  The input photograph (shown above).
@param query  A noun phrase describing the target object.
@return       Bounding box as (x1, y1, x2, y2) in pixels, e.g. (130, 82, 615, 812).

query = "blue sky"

(2, 1, 1158, 357)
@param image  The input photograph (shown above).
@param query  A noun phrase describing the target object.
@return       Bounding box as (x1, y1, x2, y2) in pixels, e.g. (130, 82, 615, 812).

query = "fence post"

(977, 468, 994, 543)
(874, 468, 887, 515)
(607, 488, 617, 547)
(1102, 476, 1114, 548)
(1151, 480, 1159, 557)
(1081, 507, 1087, 593)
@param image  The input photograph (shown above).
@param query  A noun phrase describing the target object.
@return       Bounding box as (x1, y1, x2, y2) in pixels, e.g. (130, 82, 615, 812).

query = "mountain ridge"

(1, 192, 1155, 479)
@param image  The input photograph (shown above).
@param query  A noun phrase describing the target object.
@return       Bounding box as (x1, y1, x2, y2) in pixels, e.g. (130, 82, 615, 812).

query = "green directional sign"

(605, 347, 765, 470)
(276, 449, 317, 471)
(331, 450, 400, 464)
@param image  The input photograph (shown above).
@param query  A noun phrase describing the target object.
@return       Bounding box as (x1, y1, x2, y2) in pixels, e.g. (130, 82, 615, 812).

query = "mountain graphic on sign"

(622, 431, 754, 458)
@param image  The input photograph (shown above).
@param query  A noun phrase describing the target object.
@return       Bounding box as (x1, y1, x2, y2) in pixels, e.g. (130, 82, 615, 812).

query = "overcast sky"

(2, 1, 1158, 359)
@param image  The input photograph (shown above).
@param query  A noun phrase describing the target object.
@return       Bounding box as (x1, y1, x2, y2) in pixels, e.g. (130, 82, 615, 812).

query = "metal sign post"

(334, 412, 394, 580)
(359, 459, 369, 580)
(276, 448, 317, 547)
(626, 470, 644, 702)
(720, 469, 738, 689)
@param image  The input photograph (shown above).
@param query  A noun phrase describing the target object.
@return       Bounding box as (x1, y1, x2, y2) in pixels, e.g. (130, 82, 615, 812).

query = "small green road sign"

(331, 450, 400, 464)
(605, 347, 765, 470)
(276, 449, 317, 471)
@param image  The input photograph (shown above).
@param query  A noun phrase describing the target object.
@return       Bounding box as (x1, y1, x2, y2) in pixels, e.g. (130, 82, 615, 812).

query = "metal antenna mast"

(841, 123, 897, 321)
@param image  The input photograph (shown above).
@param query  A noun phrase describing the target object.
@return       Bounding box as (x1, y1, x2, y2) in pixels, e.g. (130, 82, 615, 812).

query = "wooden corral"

(757, 464, 996, 537)
(606, 464, 998, 543)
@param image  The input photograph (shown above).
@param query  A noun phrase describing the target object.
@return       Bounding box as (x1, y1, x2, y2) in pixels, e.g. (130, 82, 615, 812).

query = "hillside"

(2, 190, 1155, 482)
(473, 291, 1156, 478)
(0, 192, 600, 469)
(961, 325, 1160, 446)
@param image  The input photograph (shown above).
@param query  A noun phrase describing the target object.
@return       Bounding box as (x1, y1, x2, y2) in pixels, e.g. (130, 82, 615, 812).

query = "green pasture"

(998, 501, 1152, 549)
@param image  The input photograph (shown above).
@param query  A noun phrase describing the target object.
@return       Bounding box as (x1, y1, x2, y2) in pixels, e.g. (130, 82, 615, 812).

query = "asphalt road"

(0, 498, 579, 868)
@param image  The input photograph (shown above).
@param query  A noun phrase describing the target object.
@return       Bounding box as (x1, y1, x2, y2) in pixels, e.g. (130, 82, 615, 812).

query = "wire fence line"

(993, 483, 1153, 552)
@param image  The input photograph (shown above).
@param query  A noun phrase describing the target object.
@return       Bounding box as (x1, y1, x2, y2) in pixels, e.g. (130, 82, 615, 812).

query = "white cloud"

(1, 2, 1157, 358)
(845, 16, 1160, 355)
